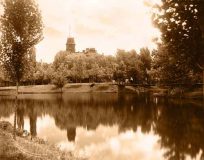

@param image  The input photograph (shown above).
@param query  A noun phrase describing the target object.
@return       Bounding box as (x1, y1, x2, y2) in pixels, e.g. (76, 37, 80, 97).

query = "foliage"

(33, 62, 52, 85)
(52, 54, 67, 90)
(153, 0, 204, 84)
(51, 64, 67, 92)
(50, 49, 153, 84)
(22, 47, 37, 84)
(52, 51, 117, 83)
(114, 49, 151, 83)
(0, 0, 43, 86)
(139, 47, 152, 83)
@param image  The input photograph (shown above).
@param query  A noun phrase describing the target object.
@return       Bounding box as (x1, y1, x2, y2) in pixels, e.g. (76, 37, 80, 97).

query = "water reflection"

(17, 104, 24, 131)
(67, 127, 76, 142)
(154, 99, 204, 160)
(0, 93, 203, 160)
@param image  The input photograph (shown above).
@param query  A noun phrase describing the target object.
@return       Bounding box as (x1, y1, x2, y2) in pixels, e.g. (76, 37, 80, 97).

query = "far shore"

(0, 83, 118, 95)
(0, 83, 203, 99)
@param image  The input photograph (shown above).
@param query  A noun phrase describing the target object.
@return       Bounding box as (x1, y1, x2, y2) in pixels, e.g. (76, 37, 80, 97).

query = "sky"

(36, 0, 160, 62)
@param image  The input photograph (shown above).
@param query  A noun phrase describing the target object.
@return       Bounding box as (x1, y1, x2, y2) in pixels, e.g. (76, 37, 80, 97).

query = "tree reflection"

(17, 104, 25, 131)
(0, 94, 203, 159)
(29, 106, 37, 138)
(154, 99, 204, 160)
(13, 96, 17, 140)
(0, 97, 14, 118)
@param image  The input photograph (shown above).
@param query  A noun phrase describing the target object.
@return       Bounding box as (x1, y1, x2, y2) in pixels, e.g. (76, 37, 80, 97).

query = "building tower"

(66, 37, 75, 53)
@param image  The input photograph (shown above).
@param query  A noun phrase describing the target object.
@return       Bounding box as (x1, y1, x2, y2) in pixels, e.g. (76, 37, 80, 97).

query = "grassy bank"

(0, 83, 118, 95)
(0, 83, 203, 99)
(0, 121, 83, 160)
(0, 83, 161, 95)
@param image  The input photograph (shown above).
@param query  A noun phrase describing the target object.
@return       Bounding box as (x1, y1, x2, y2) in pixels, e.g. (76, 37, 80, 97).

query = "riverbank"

(0, 83, 203, 99)
(150, 86, 203, 99)
(0, 121, 83, 160)
(0, 83, 118, 95)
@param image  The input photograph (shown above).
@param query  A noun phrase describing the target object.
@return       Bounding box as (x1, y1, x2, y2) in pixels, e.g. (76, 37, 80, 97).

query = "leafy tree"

(114, 49, 142, 83)
(51, 64, 67, 93)
(53, 51, 67, 70)
(139, 47, 152, 84)
(52, 51, 117, 83)
(33, 62, 52, 84)
(153, 0, 204, 84)
(22, 47, 37, 84)
(0, 0, 43, 93)
(0, 65, 4, 81)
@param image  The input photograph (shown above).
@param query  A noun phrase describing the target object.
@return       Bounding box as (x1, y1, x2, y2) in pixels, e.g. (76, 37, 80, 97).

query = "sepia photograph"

(0, 0, 204, 160)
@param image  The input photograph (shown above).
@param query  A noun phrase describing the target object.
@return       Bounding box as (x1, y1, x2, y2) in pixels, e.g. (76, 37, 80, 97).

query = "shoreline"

(0, 83, 203, 99)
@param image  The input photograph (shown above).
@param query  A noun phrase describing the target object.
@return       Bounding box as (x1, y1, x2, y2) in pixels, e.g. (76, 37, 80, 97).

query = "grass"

(65, 85, 82, 89)
(95, 85, 109, 91)
(0, 121, 85, 160)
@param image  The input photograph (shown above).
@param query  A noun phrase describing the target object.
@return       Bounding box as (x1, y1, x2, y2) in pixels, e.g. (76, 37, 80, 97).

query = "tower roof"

(66, 37, 75, 45)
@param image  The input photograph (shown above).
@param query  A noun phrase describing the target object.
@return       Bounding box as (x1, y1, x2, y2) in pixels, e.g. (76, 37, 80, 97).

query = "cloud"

(72, 126, 164, 160)
(45, 27, 64, 38)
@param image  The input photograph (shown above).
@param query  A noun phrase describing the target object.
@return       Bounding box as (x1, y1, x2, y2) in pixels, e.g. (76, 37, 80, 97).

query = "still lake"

(0, 93, 203, 160)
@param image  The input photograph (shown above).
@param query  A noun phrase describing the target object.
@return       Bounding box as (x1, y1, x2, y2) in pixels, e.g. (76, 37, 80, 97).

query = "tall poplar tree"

(0, 0, 43, 93)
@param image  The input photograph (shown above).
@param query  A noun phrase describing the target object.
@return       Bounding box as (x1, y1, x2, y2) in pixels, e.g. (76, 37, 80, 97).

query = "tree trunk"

(197, 64, 204, 98)
(203, 69, 204, 98)
(16, 81, 19, 95)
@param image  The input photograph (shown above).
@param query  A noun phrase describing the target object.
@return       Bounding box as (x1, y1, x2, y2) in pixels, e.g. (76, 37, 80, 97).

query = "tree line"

(1, 48, 151, 88)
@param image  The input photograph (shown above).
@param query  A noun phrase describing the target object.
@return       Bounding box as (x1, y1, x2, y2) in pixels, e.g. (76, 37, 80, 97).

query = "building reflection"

(67, 127, 76, 142)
